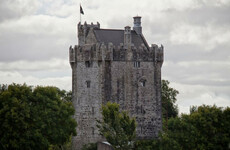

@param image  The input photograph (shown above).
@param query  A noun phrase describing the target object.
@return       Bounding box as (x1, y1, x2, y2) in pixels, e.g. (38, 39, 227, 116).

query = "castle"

(69, 16, 164, 150)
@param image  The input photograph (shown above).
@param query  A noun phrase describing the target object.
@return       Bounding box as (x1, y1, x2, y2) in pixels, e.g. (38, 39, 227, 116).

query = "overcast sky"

(0, 0, 230, 113)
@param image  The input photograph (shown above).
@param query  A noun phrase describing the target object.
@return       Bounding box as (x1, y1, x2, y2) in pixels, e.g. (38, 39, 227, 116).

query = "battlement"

(69, 42, 164, 64)
(78, 21, 100, 30)
(151, 44, 164, 65)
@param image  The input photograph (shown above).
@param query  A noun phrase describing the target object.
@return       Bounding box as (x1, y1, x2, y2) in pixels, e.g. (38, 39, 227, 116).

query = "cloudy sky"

(0, 0, 230, 113)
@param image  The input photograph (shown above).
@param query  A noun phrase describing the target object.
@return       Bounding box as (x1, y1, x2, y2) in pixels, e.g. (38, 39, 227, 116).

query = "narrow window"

(140, 105, 145, 114)
(85, 61, 90, 68)
(98, 60, 102, 67)
(92, 127, 94, 135)
(134, 61, 140, 68)
(78, 98, 80, 104)
(92, 107, 94, 115)
(86, 80, 91, 88)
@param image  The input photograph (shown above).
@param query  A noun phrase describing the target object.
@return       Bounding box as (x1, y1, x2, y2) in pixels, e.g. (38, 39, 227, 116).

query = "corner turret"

(77, 22, 100, 46)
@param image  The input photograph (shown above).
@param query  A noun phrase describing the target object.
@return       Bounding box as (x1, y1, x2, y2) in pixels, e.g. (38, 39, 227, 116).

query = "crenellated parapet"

(69, 42, 164, 64)
(151, 44, 164, 66)
(69, 45, 76, 68)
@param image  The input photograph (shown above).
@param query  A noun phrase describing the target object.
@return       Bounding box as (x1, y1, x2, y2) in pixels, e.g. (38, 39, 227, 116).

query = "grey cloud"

(164, 43, 230, 62)
(0, 70, 72, 90)
(187, 5, 230, 25)
(162, 4, 230, 25)
(0, 58, 69, 71)
(163, 59, 230, 86)
(0, 34, 73, 61)
(0, 16, 76, 62)
(174, 84, 230, 114)
(107, 16, 132, 29)
(19, 69, 71, 79)
(144, 3, 230, 47)
(0, 0, 40, 22)
(86, 3, 100, 10)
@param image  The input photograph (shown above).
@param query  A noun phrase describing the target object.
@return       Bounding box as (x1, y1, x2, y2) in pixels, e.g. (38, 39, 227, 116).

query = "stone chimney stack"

(124, 26, 131, 48)
(133, 16, 142, 35)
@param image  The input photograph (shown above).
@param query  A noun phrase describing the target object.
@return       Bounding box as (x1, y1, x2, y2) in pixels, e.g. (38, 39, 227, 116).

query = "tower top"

(133, 16, 142, 34)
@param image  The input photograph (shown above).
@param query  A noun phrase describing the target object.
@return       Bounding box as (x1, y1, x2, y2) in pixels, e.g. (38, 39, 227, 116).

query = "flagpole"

(80, 3, 81, 23)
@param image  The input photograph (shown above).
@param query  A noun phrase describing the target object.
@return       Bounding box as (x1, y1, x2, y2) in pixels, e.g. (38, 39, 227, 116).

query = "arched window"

(139, 78, 146, 87)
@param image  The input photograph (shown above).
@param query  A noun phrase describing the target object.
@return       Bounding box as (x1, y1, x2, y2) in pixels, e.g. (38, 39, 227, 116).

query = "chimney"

(133, 16, 142, 35)
(124, 26, 131, 48)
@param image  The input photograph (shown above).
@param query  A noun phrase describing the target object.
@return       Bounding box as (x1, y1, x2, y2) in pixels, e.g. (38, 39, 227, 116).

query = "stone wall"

(71, 59, 104, 149)
(110, 61, 161, 138)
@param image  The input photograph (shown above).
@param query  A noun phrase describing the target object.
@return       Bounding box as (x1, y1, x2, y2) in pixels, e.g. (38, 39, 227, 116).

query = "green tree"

(188, 105, 230, 150)
(134, 132, 182, 150)
(81, 143, 97, 150)
(161, 80, 179, 120)
(165, 116, 198, 150)
(97, 102, 136, 150)
(56, 89, 72, 102)
(135, 105, 230, 150)
(165, 105, 230, 150)
(0, 83, 77, 150)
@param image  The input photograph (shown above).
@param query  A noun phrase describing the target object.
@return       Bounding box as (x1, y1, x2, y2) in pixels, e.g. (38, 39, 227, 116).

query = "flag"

(80, 5, 84, 15)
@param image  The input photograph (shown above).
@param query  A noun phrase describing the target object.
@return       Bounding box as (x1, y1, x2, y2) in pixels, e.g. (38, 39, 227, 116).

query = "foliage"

(166, 105, 230, 150)
(56, 89, 72, 102)
(183, 105, 230, 150)
(97, 102, 136, 150)
(134, 139, 156, 150)
(135, 105, 230, 150)
(0, 83, 77, 150)
(49, 135, 72, 150)
(81, 143, 97, 150)
(161, 80, 179, 120)
(134, 134, 182, 150)
(166, 116, 198, 150)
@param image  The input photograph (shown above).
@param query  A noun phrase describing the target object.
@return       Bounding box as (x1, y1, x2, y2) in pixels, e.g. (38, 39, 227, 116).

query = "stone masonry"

(69, 16, 164, 150)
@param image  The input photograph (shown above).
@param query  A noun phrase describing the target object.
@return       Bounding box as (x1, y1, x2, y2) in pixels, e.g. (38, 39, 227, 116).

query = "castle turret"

(133, 16, 142, 34)
(78, 22, 100, 46)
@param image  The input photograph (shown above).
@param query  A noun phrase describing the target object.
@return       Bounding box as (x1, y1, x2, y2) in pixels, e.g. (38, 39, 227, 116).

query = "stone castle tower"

(69, 16, 164, 150)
